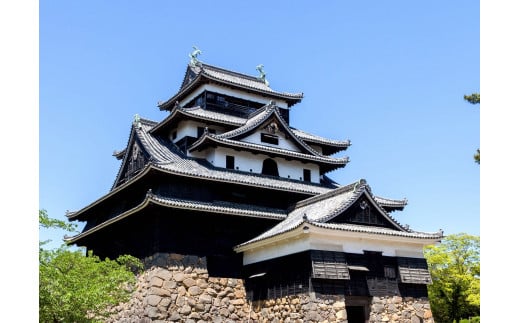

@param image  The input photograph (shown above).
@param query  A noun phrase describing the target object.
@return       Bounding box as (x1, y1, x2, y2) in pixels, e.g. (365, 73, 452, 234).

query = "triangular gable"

(217, 103, 326, 157)
(112, 123, 151, 190)
(326, 190, 407, 231)
(180, 64, 201, 89)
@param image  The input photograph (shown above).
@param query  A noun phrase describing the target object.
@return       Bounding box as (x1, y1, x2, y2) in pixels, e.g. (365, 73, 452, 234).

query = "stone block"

(155, 268, 173, 281)
(150, 287, 171, 297)
(173, 273, 185, 282)
(188, 285, 202, 296)
(163, 280, 176, 289)
(179, 304, 192, 315)
(332, 301, 345, 310)
(230, 299, 245, 306)
(335, 309, 347, 320)
(183, 277, 197, 288)
(199, 294, 213, 304)
(145, 295, 162, 306)
(149, 276, 164, 287)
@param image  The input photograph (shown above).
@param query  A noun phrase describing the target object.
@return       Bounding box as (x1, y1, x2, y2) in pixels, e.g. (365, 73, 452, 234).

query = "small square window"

(303, 169, 311, 182)
(226, 155, 235, 169)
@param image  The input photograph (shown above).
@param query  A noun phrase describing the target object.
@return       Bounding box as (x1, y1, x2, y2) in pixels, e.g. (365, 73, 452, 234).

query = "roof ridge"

(294, 179, 365, 209)
(200, 63, 264, 83)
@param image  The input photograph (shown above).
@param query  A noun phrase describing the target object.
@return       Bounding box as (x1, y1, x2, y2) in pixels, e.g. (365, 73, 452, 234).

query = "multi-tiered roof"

(65, 60, 442, 281)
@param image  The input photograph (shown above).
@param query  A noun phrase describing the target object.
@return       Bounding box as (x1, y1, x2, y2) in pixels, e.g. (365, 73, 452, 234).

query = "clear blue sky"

(38, 1, 480, 248)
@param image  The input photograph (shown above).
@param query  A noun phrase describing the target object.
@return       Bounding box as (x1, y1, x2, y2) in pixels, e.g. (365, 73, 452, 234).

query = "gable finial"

(133, 114, 141, 129)
(256, 64, 269, 87)
(189, 46, 202, 67)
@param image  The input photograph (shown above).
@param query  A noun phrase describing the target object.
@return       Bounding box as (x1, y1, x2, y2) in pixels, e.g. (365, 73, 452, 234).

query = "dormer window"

(261, 133, 279, 145)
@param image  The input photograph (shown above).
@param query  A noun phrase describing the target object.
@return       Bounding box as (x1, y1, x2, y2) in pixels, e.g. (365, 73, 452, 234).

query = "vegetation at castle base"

(39, 210, 143, 323)
(424, 233, 480, 323)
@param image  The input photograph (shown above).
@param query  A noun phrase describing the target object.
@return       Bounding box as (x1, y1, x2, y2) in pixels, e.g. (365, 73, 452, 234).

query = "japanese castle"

(65, 52, 442, 319)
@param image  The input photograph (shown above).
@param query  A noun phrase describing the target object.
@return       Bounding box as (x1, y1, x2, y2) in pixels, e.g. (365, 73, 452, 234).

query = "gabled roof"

(215, 103, 328, 156)
(150, 104, 350, 154)
(188, 103, 349, 172)
(235, 179, 443, 251)
(158, 63, 304, 111)
(65, 191, 287, 244)
(69, 117, 339, 221)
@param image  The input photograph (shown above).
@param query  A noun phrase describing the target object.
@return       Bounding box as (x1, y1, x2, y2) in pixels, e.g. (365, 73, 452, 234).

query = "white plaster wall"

(175, 120, 228, 143)
(196, 147, 320, 182)
(175, 120, 200, 139)
(242, 230, 431, 265)
(179, 84, 290, 109)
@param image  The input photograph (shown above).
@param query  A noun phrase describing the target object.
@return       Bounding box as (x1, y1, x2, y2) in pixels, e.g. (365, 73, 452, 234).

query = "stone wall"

(108, 253, 434, 323)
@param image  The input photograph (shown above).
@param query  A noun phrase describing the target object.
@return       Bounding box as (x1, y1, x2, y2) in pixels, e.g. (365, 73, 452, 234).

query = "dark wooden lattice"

(397, 257, 432, 284)
(311, 250, 350, 280)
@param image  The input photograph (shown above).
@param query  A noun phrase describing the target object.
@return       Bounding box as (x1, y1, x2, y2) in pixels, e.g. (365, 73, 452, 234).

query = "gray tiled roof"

(190, 134, 349, 166)
(190, 63, 303, 99)
(132, 118, 341, 193)
(291, 128, 351, 148)
(150, 104, 350, 150)
(213, 103, 344, 160)
(106, 118, 336, 202)
(235, 180, 443, 249)
(373, 196, 408, 209)
(66, 192, 288, 243)
(159, 63, 303, 110)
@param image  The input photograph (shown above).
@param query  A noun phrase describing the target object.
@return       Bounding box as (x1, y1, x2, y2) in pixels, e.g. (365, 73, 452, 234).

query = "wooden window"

(311, 250, 350, 280)
(261, 133, 279, 145)
(303, 169, 311, 182)
(397, 257, 432, 284)
(261, 158, 279, 176)
(226, 156, 235, 170)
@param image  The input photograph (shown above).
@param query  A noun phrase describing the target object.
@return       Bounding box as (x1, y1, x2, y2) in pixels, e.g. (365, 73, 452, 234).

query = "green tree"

(424, 233, 480, 323)
(464, 93, 480, 164)
(39, 210, 143, 323)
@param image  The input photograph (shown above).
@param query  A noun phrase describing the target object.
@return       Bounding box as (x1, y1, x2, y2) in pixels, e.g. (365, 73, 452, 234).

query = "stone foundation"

(107, 253, 434, 322)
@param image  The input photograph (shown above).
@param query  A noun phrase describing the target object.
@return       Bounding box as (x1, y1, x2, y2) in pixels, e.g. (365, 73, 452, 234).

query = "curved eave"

(234, 221, 443, 253)
(67, 163, 154, 221)
(65, 193, 287, 245)
(159, 73, 303, 111)
(151, 163, 333, 195)
(189, 134, 349, 168)
(69, 162, 334, 222)
(291, 128, 352, 155)
(374, 196, 408, 211)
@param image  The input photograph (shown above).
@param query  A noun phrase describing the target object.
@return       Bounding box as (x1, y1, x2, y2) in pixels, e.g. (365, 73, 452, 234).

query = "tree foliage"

(424, 233, 480, 323)
(39, 210, 143, 322)
(464, 93, 480, 164)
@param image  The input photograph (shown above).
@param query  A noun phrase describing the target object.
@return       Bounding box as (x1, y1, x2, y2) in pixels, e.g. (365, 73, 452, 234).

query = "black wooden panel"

(366, 277, 400, 296)
(311, 250, 350, 280)
(397, 257, 432, 284)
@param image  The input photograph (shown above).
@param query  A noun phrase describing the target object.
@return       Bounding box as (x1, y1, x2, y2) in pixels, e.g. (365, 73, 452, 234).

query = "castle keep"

(66, 55, 441, 322)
